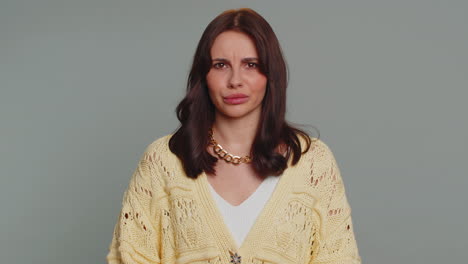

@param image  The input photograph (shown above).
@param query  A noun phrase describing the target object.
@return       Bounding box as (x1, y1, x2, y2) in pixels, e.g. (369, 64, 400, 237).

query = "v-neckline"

(196, 163, 294, 256)
(207, 175, 270, 208)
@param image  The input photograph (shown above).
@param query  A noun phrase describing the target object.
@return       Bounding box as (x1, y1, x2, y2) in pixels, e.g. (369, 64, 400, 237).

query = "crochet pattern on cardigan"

(106, 133, 362, 264)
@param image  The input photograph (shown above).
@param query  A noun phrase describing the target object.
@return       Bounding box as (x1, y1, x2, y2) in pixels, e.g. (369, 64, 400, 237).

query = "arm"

(309, 142, 362, 264)
(106, 149, 163, 264)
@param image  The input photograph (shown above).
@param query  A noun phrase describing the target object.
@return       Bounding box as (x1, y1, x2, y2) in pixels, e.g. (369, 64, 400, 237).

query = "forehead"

(210, 30, 258, 57)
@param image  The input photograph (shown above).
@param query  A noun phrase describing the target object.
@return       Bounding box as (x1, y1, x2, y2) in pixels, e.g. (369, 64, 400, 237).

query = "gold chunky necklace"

(208, 128, 252, 165)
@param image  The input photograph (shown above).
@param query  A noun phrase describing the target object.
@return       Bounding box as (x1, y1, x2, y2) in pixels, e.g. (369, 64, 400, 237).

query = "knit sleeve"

(106, 149, 163, 264)
(309, 142, 362, 264)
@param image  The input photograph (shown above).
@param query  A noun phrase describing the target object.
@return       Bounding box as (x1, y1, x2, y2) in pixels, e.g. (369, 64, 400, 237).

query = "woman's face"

(206, 30, 267, 121)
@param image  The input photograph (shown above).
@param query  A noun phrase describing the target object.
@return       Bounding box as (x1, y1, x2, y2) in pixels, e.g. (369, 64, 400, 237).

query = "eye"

(213, 63, 227, 69)
(246, 62, 259, 68)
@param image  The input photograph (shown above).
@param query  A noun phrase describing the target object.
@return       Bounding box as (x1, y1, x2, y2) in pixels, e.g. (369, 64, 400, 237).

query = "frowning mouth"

(223, 93, 249, 105)
(224, 93, 248, 99)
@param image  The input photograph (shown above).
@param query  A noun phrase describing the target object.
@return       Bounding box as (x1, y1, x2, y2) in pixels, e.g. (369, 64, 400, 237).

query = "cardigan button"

(229, 250, 241, 264)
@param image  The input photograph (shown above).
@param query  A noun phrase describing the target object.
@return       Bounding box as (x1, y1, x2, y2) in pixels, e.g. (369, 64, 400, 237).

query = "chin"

(218, 107, 257, 119)
(221, 112, 247, 119)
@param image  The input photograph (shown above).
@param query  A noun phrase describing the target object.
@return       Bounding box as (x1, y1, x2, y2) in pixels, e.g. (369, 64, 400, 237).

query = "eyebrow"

(212, 57, 259, 63)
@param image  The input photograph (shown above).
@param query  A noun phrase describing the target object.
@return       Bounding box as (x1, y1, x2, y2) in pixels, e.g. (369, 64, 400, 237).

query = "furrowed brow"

(211, 57, 259, 63)
(212, 58, 229, 63)
(241, 57, 259, 62)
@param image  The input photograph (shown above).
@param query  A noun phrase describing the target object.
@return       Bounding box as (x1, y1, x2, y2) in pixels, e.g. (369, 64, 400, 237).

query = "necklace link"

(208, 128, 252, 165)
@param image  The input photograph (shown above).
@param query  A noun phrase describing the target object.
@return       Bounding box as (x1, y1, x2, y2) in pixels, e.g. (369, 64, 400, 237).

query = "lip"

(224, 93, 248, 99)
(223, 96, 249, 105)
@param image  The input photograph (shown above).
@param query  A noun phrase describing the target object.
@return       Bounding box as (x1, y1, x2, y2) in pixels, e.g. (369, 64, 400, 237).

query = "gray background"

(1, 0, 467, 263)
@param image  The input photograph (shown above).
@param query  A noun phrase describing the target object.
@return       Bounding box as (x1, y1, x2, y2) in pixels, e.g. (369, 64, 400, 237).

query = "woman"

(106, 8, 361, 264)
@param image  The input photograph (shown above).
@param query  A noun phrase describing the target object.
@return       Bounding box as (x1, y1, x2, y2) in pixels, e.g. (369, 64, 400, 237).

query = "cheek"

(206, 86, 219, 107)
(251, 75, 268, 98)
(205, 73, 216, 93)
(206, 71, 224, 92)
(206, 72, 223, 105)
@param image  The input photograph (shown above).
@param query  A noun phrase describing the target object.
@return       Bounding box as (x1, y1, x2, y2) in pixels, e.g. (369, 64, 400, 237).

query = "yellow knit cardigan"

(106, 134, 362, 264)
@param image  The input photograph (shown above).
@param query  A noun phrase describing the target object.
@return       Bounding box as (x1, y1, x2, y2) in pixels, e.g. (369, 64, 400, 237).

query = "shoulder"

(288, 136, 348, 206)
(138, 133, 177, 168)
(296, 135, 340, 178)
(310, 137, 336, 162)
(136, 133, 175, 180)
(297, 133, 335, 162)
(140, 133, 189, 185)
(143, 133, 173, 156)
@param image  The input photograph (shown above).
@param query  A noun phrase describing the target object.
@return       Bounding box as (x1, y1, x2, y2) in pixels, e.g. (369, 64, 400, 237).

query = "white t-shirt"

(207, 175, 281, 247)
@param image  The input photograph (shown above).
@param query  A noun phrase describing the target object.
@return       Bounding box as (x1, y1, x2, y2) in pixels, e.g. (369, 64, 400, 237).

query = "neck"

(211, 113, 259, 156)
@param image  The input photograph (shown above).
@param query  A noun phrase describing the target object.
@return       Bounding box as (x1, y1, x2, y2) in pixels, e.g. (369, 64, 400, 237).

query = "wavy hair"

(169, 8, 319, 179)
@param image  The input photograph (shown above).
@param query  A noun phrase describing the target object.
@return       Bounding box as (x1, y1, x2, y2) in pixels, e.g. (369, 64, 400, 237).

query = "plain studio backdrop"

(1, 0, 467, 263)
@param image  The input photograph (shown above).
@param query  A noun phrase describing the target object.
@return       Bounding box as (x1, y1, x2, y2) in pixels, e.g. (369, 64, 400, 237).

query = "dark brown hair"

(169, 8, 319, 179)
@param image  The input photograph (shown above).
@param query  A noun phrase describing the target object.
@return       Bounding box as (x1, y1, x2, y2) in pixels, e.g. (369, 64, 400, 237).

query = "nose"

(228, 67, 243, 88)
